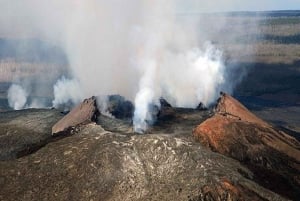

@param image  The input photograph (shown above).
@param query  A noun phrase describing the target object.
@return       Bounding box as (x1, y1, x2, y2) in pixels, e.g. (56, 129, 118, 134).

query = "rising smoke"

(7, 84, 28, 110)
(52, 76, 83, 109)
(1, 0, 257, 132)
(7, 83, 50, 110)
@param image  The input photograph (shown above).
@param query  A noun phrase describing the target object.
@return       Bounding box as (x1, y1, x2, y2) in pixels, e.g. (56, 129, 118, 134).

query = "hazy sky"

(0, 0, 299, 38)
(179, 0, 300, 13)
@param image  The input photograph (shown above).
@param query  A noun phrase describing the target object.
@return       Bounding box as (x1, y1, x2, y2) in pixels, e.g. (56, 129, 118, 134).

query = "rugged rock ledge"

(52, 96, 99, 135)
(193, 93, 300, 200)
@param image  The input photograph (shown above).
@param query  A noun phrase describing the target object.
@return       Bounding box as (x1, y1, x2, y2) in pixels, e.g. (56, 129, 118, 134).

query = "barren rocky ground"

(0, 97, 294, 201)
(0, 109, 64, 160)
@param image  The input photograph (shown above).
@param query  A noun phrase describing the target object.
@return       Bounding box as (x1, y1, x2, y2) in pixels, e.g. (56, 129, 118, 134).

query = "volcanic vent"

(51, 95, 210, 136)
(51, 93, 300, 200)
(1, 92, 299, 200)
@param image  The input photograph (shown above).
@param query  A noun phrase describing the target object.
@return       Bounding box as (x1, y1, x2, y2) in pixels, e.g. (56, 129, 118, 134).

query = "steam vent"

(0, 92, 298, 201)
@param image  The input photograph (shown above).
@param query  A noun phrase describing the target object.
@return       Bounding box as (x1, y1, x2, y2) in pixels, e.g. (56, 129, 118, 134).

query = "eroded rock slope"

(193, 93, 300, 199)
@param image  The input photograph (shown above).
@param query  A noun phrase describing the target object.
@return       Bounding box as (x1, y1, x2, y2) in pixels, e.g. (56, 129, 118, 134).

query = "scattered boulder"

(193, 92, 300, 200)
(52, 97, 99, 135)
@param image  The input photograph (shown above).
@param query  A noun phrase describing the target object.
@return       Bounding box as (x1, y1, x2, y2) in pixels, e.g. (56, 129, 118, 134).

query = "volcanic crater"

(1, 92, 299, 201)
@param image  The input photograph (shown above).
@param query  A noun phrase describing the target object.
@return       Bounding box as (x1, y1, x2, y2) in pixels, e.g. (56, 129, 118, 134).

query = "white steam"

(52, 77, 83, 108)
(160, 44, 226, 107)
(29, 98, 47, 109)
(7, 84, 50, 110)
(133, 43, 227, 132)
(133, 60, 159, 133)
(96, 95, 114, 118)
(1, 0, 256, 132)
(7, 84, 28, 110)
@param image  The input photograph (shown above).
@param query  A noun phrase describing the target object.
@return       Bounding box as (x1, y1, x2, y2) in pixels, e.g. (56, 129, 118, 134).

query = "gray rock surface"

(0, 123, 286, 201)
(0, 96, 295, 200)
(0, 109, 63, 160)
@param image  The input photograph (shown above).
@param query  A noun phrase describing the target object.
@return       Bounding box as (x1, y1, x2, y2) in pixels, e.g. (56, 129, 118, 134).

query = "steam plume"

(1, 0, 257, 132)
(7, 83, 50, 110)
(52, 77, 83, 109)
(7, 84, 28, 110)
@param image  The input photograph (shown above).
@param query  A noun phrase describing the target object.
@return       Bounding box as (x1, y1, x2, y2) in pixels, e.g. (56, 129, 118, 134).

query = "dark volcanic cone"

(193, 92, 300, 200)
